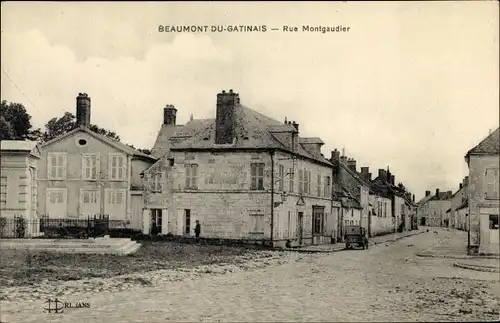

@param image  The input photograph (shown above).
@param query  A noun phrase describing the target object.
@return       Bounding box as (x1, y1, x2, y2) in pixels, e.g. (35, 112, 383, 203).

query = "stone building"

(0, 140, 41, 237)
(142, 89, 334, 247)
(329, 151, 369, 240)
(416, 189, 452, 227)
(465, 127, 499, 255)
(37, 93, 157, 229)
(448, 176, 469, 230)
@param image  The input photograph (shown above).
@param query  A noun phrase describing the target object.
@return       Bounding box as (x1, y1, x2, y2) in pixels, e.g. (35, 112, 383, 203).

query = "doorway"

(151, 209, 162, 235)
(297, 212, 304, 245)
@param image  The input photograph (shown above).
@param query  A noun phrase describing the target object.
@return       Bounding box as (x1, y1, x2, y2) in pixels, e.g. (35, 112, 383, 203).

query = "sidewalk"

(289, 228, 427, 253)
(416, 229, 500, 260)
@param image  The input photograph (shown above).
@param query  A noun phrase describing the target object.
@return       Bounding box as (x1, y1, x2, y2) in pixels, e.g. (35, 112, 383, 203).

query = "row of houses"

(0, 90, 418, 247)
(416, 128, 499, 255)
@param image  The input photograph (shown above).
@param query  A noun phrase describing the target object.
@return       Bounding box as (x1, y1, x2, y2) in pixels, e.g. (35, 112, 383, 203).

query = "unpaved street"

(1, 230, 499, 322)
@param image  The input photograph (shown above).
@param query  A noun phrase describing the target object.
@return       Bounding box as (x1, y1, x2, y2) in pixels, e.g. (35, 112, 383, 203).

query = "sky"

(1, 1, 499, 200)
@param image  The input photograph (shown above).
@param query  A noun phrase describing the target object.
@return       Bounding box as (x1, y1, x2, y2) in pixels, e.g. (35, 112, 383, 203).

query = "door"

(80, 189, 100, 217)
(150, 209, 162, 234)
(184, 209, 191, 235)
(297, 212, 304, 245)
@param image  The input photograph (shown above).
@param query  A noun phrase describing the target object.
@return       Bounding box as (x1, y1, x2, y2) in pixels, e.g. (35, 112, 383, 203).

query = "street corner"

(453, 261, 500, 273)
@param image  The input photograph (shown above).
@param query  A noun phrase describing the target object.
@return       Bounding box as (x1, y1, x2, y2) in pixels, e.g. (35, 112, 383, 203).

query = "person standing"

(194, 220, 201, 243)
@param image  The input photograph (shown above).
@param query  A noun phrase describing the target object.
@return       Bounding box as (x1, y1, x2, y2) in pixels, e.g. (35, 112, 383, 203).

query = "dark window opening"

(168, 158, 174, 166)
(78, 139, 87, 146)
(185, 209, 191, 234)
(489, 214, 499, 230)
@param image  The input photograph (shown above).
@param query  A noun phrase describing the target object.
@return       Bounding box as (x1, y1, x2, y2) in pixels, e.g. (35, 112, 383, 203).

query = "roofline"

(170, 147, 333, 167)
(338, 162, 370, 187)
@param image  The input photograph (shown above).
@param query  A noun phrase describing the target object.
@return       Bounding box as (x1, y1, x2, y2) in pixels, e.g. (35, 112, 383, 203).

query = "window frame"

(152, 172, 164, 192)
(81, 153, 99, 181)
(249, 213, 265, 235)
(185, 164, 199, 189)
(47, 152, 67, 180)
(485, 168, 499, 200)
(250, 163, 265, 190)
(108, 153, 127, 181)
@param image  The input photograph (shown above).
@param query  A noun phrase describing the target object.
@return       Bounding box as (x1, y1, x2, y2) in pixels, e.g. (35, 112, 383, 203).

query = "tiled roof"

(41, 126, 156, 160)
(299, 137, 324, 145)
(339, 162, 370, 187)
(430, 191, 453, 201)
(466, 127, 500, 157)
(151, 119, 213, 158)
(168, 104, 332, 166)
(416, 194, 433, 206)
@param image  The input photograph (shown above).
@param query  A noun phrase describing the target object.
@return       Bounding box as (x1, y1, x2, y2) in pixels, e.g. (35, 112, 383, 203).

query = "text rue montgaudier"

(158, 25, 351, 34)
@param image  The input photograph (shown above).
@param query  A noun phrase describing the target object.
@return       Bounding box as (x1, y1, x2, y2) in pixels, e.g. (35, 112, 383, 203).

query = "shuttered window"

(109, 154, 126, 181)
(185, 164, 198, 189)
(48, 153, 67, 180)
(82, 153, 99, 180)
(485, 168, 499, 199)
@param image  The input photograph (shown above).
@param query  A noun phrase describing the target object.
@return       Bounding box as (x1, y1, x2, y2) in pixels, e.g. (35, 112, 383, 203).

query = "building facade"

(416, 189, 452, 227)
(142, 90, 334, 247)
(37, 93, 157, 229)
(449, 177, 469, 230)
(0, 140, 41, 237)
(465, 128, 499, 255)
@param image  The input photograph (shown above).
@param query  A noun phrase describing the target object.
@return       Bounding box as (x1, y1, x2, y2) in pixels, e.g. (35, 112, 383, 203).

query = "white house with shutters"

(36, 93, 157, 229)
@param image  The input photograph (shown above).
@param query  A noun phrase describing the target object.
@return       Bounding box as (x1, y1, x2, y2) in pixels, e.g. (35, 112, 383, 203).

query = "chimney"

(425, 190, 431, 197)
(463, 176, 469, 186)
(435, 188, 440, 197)
(368, 173, 372, 181)
(459, 183, 463, 189)
(215, 89, 239, 144)
(413, 194, 415, 202)
(291, 121, 299, 132)
(390, 175, 395, 185)
(76, 93, 91, 127)
(447, 190, 452, 198)
(340, 156, 348, 164)
(378, 169, 387, 180)
(360, 167, 369, 181)
(347, 158, 357, 172)
(163, 104, 177, 125)
(331, 149, 341, 162)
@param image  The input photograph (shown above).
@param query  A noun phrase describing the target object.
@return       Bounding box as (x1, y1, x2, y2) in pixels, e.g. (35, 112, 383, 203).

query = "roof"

(1, 140, 41, 158)
(165, 104, 332, 166)
(466, 127, 500, 158)
(299, 137, 324, 145)
(332, 182, 362, 209)
(41, 126, 157, 161)
(339, 162, 370, 187)
(457, 199, 468, 211)
(416, 194, 433, 206)
(151, 119, 213, 158)
(430, 191, 453, 201)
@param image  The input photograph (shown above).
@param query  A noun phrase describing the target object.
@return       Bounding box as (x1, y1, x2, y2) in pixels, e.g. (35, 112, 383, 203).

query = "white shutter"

(95, 153, 100, 180)
(59, 154, 67, 179)
(486, 169, 496, 198)
(48, 155, 54, 179)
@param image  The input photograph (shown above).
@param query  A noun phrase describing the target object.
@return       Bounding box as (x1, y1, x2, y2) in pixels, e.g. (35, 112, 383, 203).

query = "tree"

(42, 112, 121, 142)
(0, 100, 41, 140)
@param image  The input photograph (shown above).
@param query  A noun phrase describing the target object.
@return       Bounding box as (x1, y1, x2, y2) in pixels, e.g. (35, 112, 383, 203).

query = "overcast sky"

(1, 2, 498, 199)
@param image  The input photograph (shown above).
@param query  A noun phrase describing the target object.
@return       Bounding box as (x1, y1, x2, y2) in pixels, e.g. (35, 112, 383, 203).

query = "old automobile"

(344, 225, 369, 250)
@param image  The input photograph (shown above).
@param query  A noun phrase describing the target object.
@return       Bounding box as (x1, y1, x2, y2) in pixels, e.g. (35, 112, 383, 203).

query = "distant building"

(448, 176, 469, 230)
(0, 140, 41, 237)
(416, 189, 452, 227)
(37, 93, 157, 230)
(465, 127, 499, 255)
(142, 90, 334, 247)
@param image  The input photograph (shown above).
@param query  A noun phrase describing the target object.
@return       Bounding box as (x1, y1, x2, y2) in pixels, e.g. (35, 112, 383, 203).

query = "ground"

(1, 229, 499, 322)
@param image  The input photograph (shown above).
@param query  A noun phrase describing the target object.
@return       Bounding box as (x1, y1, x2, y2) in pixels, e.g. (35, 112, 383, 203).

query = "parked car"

(344, 225, 369, 250)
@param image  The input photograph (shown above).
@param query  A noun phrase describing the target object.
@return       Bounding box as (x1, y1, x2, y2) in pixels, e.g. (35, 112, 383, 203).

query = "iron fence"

(0, 214, 113, 239)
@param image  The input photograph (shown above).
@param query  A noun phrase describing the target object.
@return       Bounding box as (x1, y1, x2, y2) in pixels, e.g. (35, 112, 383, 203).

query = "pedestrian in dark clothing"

(194, 220, 201, 243)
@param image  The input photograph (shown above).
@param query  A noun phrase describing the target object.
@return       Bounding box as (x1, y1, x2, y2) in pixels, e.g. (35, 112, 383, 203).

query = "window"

(109, 154, 126, 181)
(152, 172, 164, 192)
(287, 211, 292, 238)
(249, 214, 265, 234)
(490, 215, 499, 230)
(82, 190, 98, 204)
(185, 209, 191, 235)
(82, 153, 99, 180)
(48, 153, 67, 180)
(185, 164, 198, 189)
(317, 173, 322, 197)
(300, 169, 311, 195)
(278, 165, 284, 191)
(485, 168, 499, 199)
(49, 190, 65, 204)
(289, 168, 294, 193)
(324, 176, 331, 198)
(384, 202, 387, 217)
(250, 163, 264, 190)
(107, 189, 124, 205)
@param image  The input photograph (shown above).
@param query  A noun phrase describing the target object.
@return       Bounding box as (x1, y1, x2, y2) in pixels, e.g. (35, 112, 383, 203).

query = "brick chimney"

(215, 89, 239, 144)
(425, 190, 431, 197)
(390, 175, 395, 185)
(331, 149, 340, 163)
(291, 121, 299, 132)
(435, 188, 440, 197)
(340, 156, 348, 164)
(378, 169, 387, 180)
(413, 194, 415, 203)
(459, 183, 463, 190)
(360, 167, 370, 181)
(463, 176, 469, 187)
(447, 190, 452, 198)
(76, 93, 91, 127)
(347, 158, 357, 172)
(163, 105, 177, 125)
